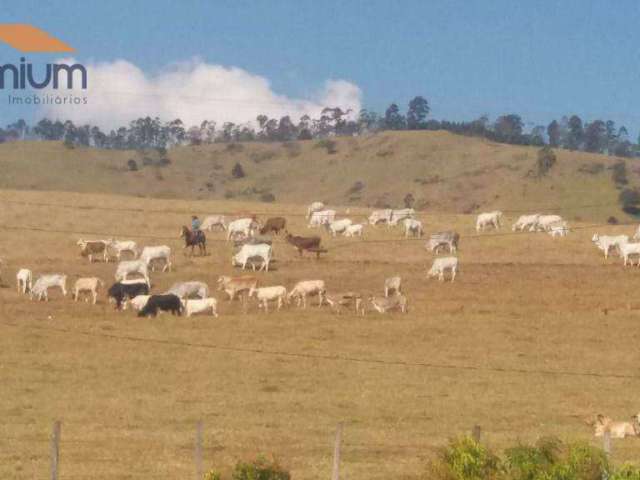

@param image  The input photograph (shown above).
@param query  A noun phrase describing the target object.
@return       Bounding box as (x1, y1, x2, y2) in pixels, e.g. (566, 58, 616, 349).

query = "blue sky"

(2, 0, 640, 136)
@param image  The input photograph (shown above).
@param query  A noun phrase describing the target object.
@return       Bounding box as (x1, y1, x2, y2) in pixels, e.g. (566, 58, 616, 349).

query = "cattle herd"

(4, 201, 640, 323)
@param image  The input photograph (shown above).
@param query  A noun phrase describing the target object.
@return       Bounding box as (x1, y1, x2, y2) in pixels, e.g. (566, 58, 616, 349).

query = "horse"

(180, 226, 207, 256)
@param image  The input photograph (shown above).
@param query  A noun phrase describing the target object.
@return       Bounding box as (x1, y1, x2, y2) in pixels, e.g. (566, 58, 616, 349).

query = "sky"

(1, 0, 640, 135)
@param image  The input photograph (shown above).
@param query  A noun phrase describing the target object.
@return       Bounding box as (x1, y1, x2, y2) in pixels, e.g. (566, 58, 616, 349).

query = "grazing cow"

(403, 218, 423, 237)
(590, 414, 640, 439)
(182, 297, 219, 317)
(307, 201, 325, 219)
(16, 268, 32, 294)
(592, 234, 629, 259)
(30, 274, 67, 301)
(217, 275, 258, 301)
(77, 239, 108, 263)
(512, 214, 541, 232)
(326, 218, 353, 237)
(138, 294, 183, 317)
(618, 242, 640, 266)
(384, 276, 402, 297)
(534, 214, 564, 232)
(288, 280, 326, 308)
(180, 226, 207, 256)
(115, 260, 150, 286)
(343, 224, 364, 237)
(308, 209, 336, 228)
(106, 239, 138, 262)
(476, 211, 503, 232)
(285, 232, 322, 256)
(201, 215, 227, 231)
(369, 294, 408, 314)
(249, 286, 287, 313)
(368, 209, 393, 226)
(165, 281, 209, 299)
(427, 257, 458, 282)
(324, 291, 364, 315)
(128, 294, 151, 311)
(73, 277, 104, 304)
(260, 217, 287, 235)
(108, 280, 149, 310)
(232, 243, 272, 271)
(139, 246, 172, 272)
(389, 208, 415, 226)
(227, 218, 258, 241)
(426, 231, 460, 254)
(549, 222, 569, 238)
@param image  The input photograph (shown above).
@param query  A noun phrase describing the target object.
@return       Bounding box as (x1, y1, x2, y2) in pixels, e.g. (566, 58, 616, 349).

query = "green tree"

(384, 103, 406, 130)
(406, 96, 430, 129)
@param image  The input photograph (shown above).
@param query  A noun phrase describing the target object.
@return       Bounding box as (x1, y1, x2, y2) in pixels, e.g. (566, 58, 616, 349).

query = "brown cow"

(285, 232, 321, 256)
(260, 217, 287, 235)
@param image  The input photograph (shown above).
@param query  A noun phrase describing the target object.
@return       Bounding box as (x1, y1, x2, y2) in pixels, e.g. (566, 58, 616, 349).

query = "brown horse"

(180, 226, 207, 256)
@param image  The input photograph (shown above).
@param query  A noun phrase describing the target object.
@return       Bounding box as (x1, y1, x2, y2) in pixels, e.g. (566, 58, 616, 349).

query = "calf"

(108, 280, 149, 310)
(138, 294, 183, 317)
(368, 294, 408, 314)
(30, 274, 67, 301)
(249, 286, 287, 313)
(326, 218, 353, 237)
(427, 257, 458, 282)
(217, 275, 258, 301)
(403, 218, 423, 237)
(288, 280, 326, 308)
(77, 239, 108, 263)
(73, 277, 104, 304)
(324, 291, 364, 315)
(16, 268, 32, 294)
(260, 217, 287, 235)
(183, 298, 218, 317)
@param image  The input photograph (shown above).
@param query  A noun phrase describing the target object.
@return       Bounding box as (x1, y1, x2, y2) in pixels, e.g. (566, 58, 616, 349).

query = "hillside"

(0, 130, 636, 221)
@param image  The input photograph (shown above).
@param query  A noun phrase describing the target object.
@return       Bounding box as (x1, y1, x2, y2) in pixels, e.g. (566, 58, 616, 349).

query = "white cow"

(201, 215, 227, 231)
(288, 280, 326, 308)
(115, 260, 150, 286)
(427, 257, 458, 282)
(227, 218, 258, 240)
(139, 245, 172, 272)
(249, 286, 287, 313)
(368, 209, 393, 226)
(182, 298, 219, 317)
(476, 211, 502, 232)
(549, 223, 569, 238)
(232, 243, 272, 271)
(307, 201, 325, 219)
(592, 234, 629, 259)
(534, 215, 564, 232)
(308, 210, 337, 228)
(106, 239, 138, 261)
(73, 277, 104, 304)
(165, 281, 209, 299)
(16, 268, 32, 294)
(343, 224, 364, 237)
(512, 214, 540, 232)
(389, 208, 415, 226)
(30, 274, 67, 301)
(619, 242, 640, 266)
(403, 218, 423, 237)
(384, 276, 402, 297)
(327, 218, 353, 236)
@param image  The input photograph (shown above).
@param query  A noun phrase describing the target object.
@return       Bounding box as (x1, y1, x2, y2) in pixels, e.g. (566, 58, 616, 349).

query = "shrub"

(231, 456, 290, 480)
(611, 464, 640, 480)
(619, 188, 640, 215)
(536, 146, 557, 177)
(315, 139, 337, 154)
(425, 436, 501, 480)
(126, 159, 138, 171)
(231, 162, 246, 179)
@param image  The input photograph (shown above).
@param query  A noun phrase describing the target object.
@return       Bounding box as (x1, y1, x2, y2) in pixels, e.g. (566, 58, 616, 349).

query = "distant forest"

(1, 96, 637, 157)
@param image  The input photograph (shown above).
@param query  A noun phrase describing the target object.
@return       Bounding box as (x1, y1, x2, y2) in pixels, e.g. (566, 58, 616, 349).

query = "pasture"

(1, 189, 640, 479)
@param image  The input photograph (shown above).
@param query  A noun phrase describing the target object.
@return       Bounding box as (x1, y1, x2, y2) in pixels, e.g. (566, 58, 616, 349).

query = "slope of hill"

(0, 130, 635, 221)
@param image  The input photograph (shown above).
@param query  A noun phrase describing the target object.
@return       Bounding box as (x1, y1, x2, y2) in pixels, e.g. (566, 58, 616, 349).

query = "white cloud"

(39, 58, 362, 131)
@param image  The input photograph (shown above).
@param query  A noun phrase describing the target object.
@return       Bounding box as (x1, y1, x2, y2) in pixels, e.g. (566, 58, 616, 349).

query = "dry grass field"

(2, 188, 640, 479)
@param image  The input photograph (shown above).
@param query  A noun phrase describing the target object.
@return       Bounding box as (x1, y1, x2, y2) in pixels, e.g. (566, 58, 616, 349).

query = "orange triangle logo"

(0, 24, 75, 53)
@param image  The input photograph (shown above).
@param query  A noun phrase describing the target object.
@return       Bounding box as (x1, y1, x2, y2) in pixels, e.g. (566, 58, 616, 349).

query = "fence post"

(50, 421, 61, 480)
(603, 430, 611, 456)
(195, 420, 204, 480)
(472, 424, 481, 442)
(332, 422, 343, 480)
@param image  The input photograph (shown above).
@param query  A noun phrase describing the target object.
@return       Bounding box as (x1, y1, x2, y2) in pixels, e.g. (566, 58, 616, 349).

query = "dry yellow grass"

(1, 189, 640, 480)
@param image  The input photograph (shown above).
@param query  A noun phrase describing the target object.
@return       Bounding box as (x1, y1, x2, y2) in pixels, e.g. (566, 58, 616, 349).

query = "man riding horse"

(181, 216, 207, 255)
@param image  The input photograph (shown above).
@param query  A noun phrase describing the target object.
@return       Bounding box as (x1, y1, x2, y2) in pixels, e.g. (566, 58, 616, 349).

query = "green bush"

(426, 436, 501, 480)
(204, 456, 289, 480)
(610, 464, 640, 480)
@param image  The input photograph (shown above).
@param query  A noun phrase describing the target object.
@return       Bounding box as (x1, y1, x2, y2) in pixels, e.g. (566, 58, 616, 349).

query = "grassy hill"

(0, 130, 636, 221)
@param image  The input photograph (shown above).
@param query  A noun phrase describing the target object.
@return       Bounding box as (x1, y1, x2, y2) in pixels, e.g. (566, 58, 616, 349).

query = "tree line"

(0, 96, 637, 157)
